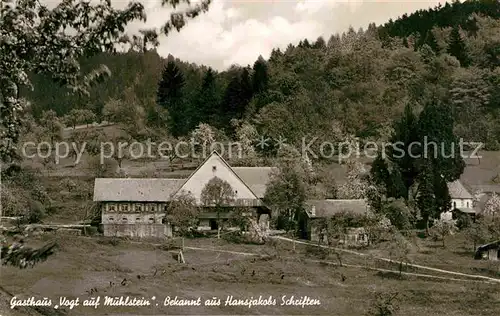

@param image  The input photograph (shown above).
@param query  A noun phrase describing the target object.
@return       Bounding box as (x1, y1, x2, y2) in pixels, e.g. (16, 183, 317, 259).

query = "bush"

(455, 213, 472, 230)
(485, 140, 500, 151)
(382, 199, 414, 233)
(83, 226, 98, 236)
(305, 245, 329, 259)
(97, 237, 120, 246)
(25, 200, 45, 224)
(222, 231, 263, 245)
(366, 292, 400, 316)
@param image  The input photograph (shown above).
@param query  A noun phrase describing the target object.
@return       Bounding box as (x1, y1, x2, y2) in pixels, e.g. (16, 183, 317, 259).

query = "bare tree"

(429, 218, 458, 247)
(386, 232, 413, 277)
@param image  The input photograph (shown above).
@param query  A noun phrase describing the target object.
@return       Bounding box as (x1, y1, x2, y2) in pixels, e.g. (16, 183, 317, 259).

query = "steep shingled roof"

(93, 152, 277, 202)
(447, 180, 473, 199)
(232, 167, 277, 198)
(93, 178, 184, 202)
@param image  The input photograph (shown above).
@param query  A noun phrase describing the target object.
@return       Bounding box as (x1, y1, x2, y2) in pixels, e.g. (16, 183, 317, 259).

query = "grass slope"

(2, 234, 499, 316)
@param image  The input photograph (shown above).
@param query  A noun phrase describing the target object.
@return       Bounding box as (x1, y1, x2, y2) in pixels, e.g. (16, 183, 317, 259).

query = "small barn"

(303, 199, 371, 247)
(474, 241, 500, 261)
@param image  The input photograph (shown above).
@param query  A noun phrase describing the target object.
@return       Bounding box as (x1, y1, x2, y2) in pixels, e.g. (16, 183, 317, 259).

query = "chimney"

(311, 205, 316, 217)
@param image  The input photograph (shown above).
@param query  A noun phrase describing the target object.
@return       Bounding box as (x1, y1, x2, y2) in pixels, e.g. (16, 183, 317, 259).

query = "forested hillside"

(23, 0, 500, 148)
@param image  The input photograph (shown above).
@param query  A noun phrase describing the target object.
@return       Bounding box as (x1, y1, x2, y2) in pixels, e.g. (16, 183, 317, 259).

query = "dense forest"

(22, 0, 500, 149)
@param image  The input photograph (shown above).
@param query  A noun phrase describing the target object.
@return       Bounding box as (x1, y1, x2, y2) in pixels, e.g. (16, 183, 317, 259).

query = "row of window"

(107, 217, 168, 224)
(108, 204, 167, 212)
(453, 200, 470, 209)
(106, 198, 254, 212)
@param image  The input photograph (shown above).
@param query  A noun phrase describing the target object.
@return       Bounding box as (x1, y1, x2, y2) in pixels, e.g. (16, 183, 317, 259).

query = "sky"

(50, 0, 447, 71)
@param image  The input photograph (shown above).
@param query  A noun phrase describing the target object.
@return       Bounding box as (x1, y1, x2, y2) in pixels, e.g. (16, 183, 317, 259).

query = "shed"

(474, 241, 500, 261)
(303, 199, 370, 246)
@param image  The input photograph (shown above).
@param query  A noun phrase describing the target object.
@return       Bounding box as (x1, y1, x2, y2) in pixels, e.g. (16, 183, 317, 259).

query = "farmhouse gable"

(173, 151, 260, 204)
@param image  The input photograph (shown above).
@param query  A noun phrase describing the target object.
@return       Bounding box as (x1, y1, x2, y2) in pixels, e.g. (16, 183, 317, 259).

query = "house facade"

(440, 180, 475, 221)
(302, 199, 371, 247)
(93, 151, 275, 238)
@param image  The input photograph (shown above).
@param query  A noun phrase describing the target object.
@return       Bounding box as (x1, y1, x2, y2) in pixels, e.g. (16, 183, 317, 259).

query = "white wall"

(450, 198, 473, 211)
(175, 154, 257, 204)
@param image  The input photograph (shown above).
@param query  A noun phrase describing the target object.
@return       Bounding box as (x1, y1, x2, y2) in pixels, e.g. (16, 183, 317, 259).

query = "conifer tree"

(415, 100, 465, 230)
(220, 69, 253, 129)
(252, 56, 269, 94)
(416, 100, 465, 182)
(240, 67, 253, 104)
(425, 30, 440, 52)
(387, 103, 420, 197)
(327, 34, 341, 48)
(313, 36, 326, 49)
(448, 27, 470, 67)
(194, 67, 220, 127)
(402, 37, 409, 48)
(157, 61, 185, 106)
(417, 161, 436, 231)
(302, 39, 311, 48)
(372, 100, 465, 231)
(157, 61, 187, 136)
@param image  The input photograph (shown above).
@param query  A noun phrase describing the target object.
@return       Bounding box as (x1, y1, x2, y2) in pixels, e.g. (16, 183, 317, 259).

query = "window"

(110, 205, 115, 211)
(122, 217, 128, 221)
(151, 206, 156, 212)
(123, 205, 128, 211)
(149, 218, 155, 223)
(136, 205, 142, 212)
(453, 202, 456, 209)
(235, 190, 238, 194)
(467, 201, 470, 208)
(136, 217, 141, 221)
(109, 217, 114, 221)
(212, 166, 217, 171)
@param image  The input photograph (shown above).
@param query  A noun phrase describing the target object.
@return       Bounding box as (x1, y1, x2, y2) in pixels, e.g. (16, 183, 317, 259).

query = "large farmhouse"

(93, 151, 275, 238)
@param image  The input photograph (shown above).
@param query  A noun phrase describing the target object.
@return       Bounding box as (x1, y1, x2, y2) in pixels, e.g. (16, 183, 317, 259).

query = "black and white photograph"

(1, 0, 500, 315)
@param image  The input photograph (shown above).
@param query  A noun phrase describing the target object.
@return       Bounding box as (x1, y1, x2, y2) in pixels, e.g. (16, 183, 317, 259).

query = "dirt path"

(125, 238, 500, 284)
(298, 258, 496, 284)
(272, 236, 500, 284)
(184, 246, 260, 256)
(184, 245, 498, 284)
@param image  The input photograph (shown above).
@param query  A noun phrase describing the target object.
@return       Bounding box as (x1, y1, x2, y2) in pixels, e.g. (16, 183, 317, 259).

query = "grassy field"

(1, 233, 500, 316)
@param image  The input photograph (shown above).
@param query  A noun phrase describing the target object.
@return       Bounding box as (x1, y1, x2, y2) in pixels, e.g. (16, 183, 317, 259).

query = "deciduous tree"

(429, 217, 458, 247)
(200, 177, 236, 238)
(167, 192, 199, 237)
(483, 192, 500, 217)
(0, 0, 211, 163)
(263, 162, 307, 235)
